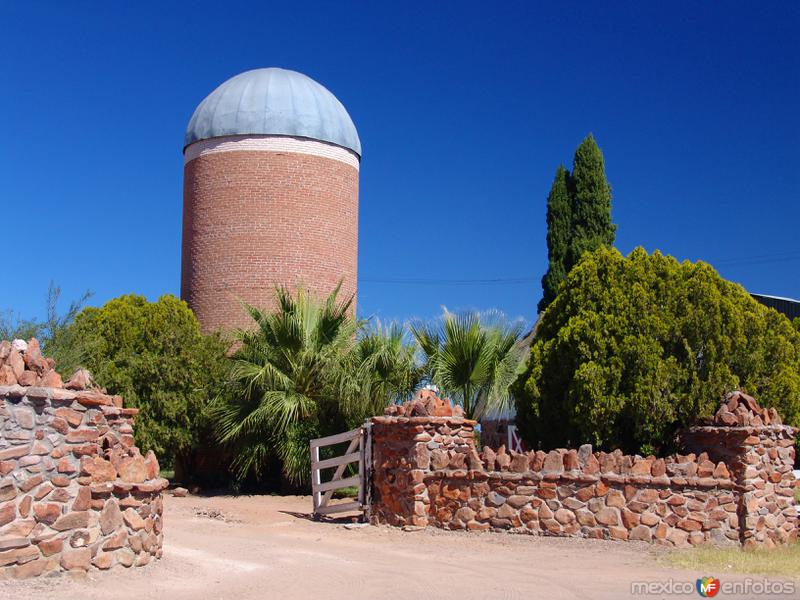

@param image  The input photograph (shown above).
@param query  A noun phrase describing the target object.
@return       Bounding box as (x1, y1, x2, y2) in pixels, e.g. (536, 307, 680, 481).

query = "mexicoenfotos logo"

(631, 577, 795, 596)
(696, 577, 720, 597)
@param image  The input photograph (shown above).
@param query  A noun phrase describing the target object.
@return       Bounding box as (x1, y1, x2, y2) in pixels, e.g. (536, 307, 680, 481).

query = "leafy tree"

(539, 165, 572, 313)
(515, 247, 800, 455)
(567, 134, 615, 267)
(0, 282, 92, 372)
(411, 310, 527, 419)
(66, 294, 228, 471)
(213, 286, 419, 486)
(538, 134, 616, 312)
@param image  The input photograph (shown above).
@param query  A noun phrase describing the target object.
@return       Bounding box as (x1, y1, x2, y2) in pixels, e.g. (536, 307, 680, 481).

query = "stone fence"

(370, 390, 798, 548)
(0, 339, 168, 579)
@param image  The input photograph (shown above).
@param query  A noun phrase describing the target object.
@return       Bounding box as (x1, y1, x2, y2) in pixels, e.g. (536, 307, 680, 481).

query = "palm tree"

(411, 310, 527, 420)
(338, 321, 422, 417)
(213, 285, 418, 486)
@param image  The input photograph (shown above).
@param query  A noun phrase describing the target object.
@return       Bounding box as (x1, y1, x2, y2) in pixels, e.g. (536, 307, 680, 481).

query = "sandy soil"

(0, 494, 795, 600)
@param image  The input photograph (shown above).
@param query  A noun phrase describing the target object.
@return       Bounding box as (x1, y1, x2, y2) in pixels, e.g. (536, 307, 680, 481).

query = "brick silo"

(181, 68, 361, 332)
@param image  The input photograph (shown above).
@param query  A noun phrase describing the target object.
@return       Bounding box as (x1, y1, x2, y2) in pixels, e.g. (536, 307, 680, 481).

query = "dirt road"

(0, 495, 794, 599)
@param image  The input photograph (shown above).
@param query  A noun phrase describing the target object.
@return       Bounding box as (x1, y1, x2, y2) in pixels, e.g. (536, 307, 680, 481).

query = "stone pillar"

(680, 391, 798, 548)
(737, 424, 797, 547)
(370, 390, 474, 527)
(0, 339, 168, 578)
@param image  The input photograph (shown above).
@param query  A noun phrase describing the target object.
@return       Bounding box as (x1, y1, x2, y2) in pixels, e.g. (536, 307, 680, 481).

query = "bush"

(515, 247, 800, 455)
(67, 294, 228, 470)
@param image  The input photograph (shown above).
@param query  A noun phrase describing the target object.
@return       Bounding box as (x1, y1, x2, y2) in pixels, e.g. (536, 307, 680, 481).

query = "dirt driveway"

(0, 494, 794, 600)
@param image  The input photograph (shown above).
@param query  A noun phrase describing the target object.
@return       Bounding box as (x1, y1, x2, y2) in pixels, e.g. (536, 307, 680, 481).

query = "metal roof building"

(751, 294, 800, 321)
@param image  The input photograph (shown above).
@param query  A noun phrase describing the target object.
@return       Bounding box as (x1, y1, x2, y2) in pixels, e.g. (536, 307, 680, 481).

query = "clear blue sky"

(1, 1, 798, 328)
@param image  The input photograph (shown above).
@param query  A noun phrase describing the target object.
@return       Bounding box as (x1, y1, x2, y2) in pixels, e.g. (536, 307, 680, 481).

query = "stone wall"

(370, 391, 798, 548)
(0, 339, 168, 579)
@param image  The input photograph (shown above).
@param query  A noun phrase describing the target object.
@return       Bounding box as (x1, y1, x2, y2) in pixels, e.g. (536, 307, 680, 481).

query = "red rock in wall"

(369, 392, 798, 548)
(0, 339, 168, 579)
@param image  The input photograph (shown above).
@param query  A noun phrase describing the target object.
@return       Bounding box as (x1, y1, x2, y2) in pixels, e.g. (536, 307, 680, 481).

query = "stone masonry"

(370, 390, 798, 548)
(0, 339, 168, 579)
(680, 391, 798, 548)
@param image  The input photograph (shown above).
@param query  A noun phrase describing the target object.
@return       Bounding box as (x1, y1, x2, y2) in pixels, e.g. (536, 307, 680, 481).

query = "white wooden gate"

(310, 422, 371, 519)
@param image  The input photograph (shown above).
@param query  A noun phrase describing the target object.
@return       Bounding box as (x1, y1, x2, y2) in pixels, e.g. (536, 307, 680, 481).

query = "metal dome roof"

(184, 68, 361, 156)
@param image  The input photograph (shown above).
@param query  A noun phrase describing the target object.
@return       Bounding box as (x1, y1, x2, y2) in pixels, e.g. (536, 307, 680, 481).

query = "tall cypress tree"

(538, 165, 572, 313)
(567, 134, 615, 268)
(538, 134, 615, 313)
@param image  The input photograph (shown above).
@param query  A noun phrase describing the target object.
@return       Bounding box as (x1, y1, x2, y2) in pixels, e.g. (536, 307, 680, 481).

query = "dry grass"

(665, 543, 800, 578)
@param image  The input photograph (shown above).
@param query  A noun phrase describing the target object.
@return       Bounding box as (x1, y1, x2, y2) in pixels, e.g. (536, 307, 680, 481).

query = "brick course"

(181, 137, 359, 332)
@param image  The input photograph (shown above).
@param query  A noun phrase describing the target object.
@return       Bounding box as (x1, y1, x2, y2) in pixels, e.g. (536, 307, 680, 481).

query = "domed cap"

(185, 68, 361, 156)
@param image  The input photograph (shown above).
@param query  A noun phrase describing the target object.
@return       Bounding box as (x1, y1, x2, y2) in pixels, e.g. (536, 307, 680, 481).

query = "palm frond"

(214, 285, 417, 487)
(412, 309, 528, 419)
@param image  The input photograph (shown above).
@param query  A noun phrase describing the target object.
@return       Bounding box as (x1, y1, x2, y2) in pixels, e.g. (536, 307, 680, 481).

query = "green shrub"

(67, 294, 228, 470)
(515, 247, 800, 455)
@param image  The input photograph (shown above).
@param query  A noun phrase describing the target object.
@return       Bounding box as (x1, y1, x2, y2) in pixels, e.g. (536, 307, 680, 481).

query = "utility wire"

(712, 250, 800, 262)
(707, 251, 800, 267)
(358, 276, 535, 286)
(358, 250, 800, 286)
